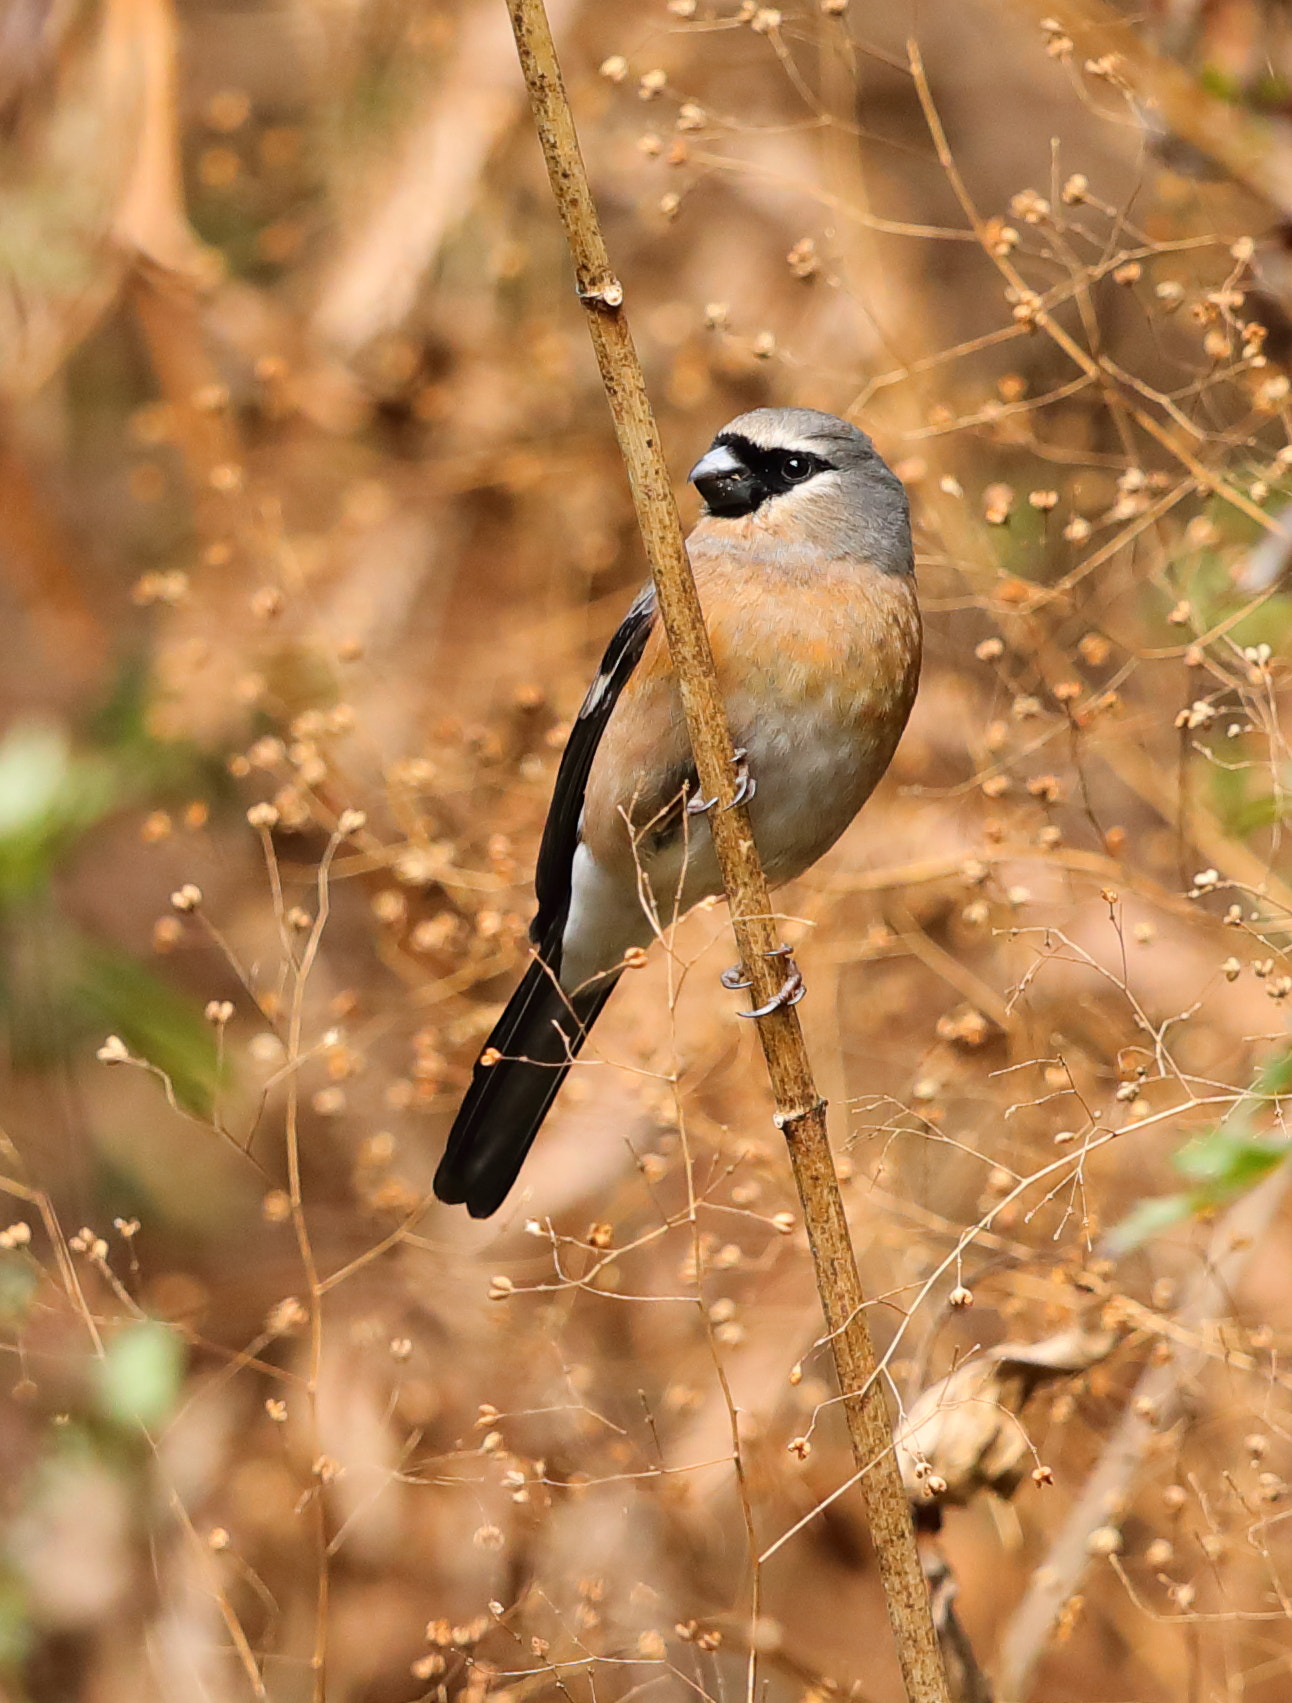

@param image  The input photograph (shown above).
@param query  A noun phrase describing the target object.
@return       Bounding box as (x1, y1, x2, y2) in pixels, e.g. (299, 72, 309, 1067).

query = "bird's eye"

(782, 454, 814, 482)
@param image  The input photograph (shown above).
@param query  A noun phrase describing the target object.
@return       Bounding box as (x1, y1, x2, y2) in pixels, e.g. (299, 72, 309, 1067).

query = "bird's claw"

(687, 749, 755, 816)
(729, 945, 806, 1018)
(740, 968, 806, 1018)
(726, 751, 756, 812)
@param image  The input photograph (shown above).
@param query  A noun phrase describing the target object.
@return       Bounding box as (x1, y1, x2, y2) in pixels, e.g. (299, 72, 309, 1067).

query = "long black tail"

(433, 957, 619, 1218)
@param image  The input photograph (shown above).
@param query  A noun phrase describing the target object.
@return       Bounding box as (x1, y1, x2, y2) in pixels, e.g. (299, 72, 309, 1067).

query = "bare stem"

(502, 4, 950, 1699)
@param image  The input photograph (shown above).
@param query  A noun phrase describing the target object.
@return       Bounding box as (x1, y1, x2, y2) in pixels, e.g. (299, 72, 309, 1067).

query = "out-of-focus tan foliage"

(4, 1, 1292, 1699)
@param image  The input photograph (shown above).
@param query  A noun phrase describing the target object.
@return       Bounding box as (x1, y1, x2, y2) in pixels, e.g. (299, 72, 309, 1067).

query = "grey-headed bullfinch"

(434, 408, 920, 1218)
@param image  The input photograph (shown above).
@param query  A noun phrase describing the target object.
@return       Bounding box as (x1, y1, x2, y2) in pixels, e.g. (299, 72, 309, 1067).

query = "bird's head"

(688, 407, 912, 574)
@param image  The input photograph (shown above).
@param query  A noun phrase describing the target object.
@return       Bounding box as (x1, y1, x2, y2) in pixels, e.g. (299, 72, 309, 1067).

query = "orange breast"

(581, 554, 921, 881)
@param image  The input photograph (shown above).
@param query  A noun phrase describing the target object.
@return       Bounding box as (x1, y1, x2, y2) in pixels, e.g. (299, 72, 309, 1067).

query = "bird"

(433, 407, 921, 1218)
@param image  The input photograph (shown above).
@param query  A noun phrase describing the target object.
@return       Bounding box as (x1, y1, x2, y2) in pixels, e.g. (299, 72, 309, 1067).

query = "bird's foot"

(725, 945, 806, 1018)
(687, 749, 756, 816)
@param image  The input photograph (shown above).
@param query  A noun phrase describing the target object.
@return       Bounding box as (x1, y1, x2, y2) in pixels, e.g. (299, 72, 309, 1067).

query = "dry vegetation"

(5, 0, 1292, 1699)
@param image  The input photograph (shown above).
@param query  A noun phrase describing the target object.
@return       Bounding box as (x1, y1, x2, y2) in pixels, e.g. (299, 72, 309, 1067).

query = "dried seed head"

(209, 462, 244, 493)
(251, 585, 284, 619)
(1084, 52, 1124, 82)
(1011, 291, 1042, 327)
(262, 1190, 291, 1223)
(265, 1296, 308, 1335)
(984, 217, 1018, 255)
(1009, 188, 1050, 223)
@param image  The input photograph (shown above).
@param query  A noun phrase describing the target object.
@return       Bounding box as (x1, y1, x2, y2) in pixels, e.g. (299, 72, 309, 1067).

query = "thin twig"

(501, 4, 949, 1700)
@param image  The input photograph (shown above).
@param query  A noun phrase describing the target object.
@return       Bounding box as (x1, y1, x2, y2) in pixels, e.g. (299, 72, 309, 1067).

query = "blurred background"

(4, 0, 1292, 1697)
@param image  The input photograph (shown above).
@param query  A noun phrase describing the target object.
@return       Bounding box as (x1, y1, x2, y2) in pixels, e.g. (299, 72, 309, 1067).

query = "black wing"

(531, 583, 657, 962)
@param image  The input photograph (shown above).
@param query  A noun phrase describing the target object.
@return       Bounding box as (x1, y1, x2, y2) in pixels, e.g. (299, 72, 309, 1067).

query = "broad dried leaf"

(899, 1327, 1117, 1507)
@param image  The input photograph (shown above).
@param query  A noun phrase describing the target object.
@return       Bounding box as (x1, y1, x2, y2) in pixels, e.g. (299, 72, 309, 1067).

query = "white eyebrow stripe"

(735, 433, 834, 457)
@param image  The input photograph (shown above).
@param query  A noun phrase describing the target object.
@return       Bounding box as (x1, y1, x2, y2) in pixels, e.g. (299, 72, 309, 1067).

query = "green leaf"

(1105, 1191, 1201, 1255)
(0, 912, 219, 1114)
(0, 1567, 30, 1669)
(96, 1319, 183, 1432)
(1108, 1051, 1292, 1251)
(73, 939, 221, 1116)
(0, 721, 118, 900)
(0, 1256, 37, 1326)
(1174, 1128, 1288, 1190)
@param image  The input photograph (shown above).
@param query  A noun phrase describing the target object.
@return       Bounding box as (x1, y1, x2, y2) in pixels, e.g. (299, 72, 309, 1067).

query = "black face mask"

(689, 434, 835, 517)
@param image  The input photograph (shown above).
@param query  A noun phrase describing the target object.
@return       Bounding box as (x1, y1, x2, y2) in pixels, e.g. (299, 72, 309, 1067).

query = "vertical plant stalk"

(502, 5, 949, 1700)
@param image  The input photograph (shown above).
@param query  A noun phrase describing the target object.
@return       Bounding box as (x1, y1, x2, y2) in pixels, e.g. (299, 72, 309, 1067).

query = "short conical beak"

(688, 443, 759, 515)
